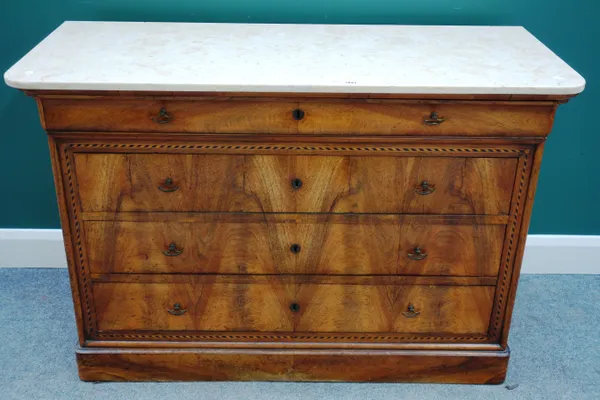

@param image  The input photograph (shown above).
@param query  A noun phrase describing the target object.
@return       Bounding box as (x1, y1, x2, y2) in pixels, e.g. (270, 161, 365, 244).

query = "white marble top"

(4, 21, 585, 95)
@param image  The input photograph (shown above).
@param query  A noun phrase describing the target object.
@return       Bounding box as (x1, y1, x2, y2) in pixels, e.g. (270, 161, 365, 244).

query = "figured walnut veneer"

(74, 153, 516, 214)
(42, 97, 554, 136)
(84, 218, 506, 276)
(32, 92, 558, 383)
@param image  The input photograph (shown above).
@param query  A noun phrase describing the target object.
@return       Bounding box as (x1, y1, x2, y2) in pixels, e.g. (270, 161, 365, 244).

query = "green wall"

(1, 1, 597, 233)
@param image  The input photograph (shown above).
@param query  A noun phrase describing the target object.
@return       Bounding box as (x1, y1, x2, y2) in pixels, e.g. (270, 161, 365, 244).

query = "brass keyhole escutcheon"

(292, 108, 305, 121)
(291, 178, 303, 190)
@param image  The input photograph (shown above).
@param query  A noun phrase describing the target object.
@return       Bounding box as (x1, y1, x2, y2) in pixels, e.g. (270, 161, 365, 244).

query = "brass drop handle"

(168, 303, 187, 316)
(152, 108, 173, 124)
(424, 111, 445, 126)
(414, 180, 436, 195)
(158, 177, 179, 192)
(163, 242, 183, 257)
(407, 247, 427, 261)
(402, 303, 421, 318)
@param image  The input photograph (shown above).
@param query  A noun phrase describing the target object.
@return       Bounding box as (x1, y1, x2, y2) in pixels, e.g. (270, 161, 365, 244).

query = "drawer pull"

(414, 180, 436, 195)
(151, 108, 173, 124)
(290, 303, 301, 312)
(292, 108, 305, 121)
(163, 242, 183, 257)
(407, 247, 427, 261)
(291, 178, 303, 190)
(423, 111, 445, 126)
(290, 244, 302, 254)
(158, 177, 179, 192)
(168, 303, 187, 316)
(402, 304, 421, 318)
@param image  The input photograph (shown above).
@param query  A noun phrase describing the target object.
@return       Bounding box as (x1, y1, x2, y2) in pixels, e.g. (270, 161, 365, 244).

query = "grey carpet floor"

(0, 269, 598, 400)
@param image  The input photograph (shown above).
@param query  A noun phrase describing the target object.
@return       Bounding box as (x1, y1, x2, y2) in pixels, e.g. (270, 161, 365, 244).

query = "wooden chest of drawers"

(5, 22, 584, 383)
(41, 94, 545, 383)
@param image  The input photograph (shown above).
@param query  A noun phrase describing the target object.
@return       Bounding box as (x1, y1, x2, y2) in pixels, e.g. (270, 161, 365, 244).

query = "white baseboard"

(0, 229, 598, 273)
(521, 234, 600, 274)
(0, 229, 68, 268)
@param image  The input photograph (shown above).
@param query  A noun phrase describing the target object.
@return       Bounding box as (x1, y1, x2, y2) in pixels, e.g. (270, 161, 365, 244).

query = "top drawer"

(42, 99, 298, 134)
(41, 98, 554, 136)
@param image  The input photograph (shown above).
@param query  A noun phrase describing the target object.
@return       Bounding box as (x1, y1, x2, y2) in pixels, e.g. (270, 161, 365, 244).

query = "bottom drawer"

(92, 280, 494, 335)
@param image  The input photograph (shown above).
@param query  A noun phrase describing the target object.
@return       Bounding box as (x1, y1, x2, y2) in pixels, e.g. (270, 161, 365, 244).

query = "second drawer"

(74, 153, 517, 215)
(85, 216, 505, 276)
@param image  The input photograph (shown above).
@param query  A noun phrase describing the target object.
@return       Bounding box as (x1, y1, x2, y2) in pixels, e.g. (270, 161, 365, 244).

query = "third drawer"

(85, 215, 506, 276)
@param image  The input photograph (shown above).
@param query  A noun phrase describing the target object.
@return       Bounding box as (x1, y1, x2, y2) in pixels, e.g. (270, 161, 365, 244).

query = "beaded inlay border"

(96, 332, 491, 342)
(68, 142, 526, 155)
(64, 141, 530, 343)
(489, 150, 530, 338)
(63, 146, 96, 336)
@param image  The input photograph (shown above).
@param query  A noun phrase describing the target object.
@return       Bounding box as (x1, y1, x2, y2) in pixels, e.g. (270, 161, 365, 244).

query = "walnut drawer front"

(43, 99, 299, 134)
(85, 217, 505, 276)
(296, 101, 554, 136)
(41, 98, 554, 137)
(75, 153, 517, 215)
(92, 281, 495, 335)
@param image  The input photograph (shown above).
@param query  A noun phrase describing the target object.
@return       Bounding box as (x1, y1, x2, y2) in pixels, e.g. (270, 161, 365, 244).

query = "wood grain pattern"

(84, 339, 503, 351)
(76, 347, 510, 383)
(24, 88, 570, 383)
(500, 142, 546, 346)
(90, 274, 496, 286)
(92, 281, 494, 334)
(335, 156, 517, 215)
(84, 217, 505, 276)
(301, 219, 505, 276)
(40, 97, 555, 137)
(84, 218, 294, 275)
(42, 98, 298, 133)
(298, 101, 555, 136)
(74, 153, 250, 212)
(80, 211, 509, 224)
(56, 139, 99, 339)
(74, 153, 517, 215)
(488, 151, 534, 340)
(47, 136, 86, 345)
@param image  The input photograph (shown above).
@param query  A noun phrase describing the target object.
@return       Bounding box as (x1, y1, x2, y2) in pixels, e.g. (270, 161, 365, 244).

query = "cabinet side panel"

(500, 143, 546, 346)
(487, 144, 539, 343)
(51, 138, 98, 342)
(48, 136, 86, 344)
